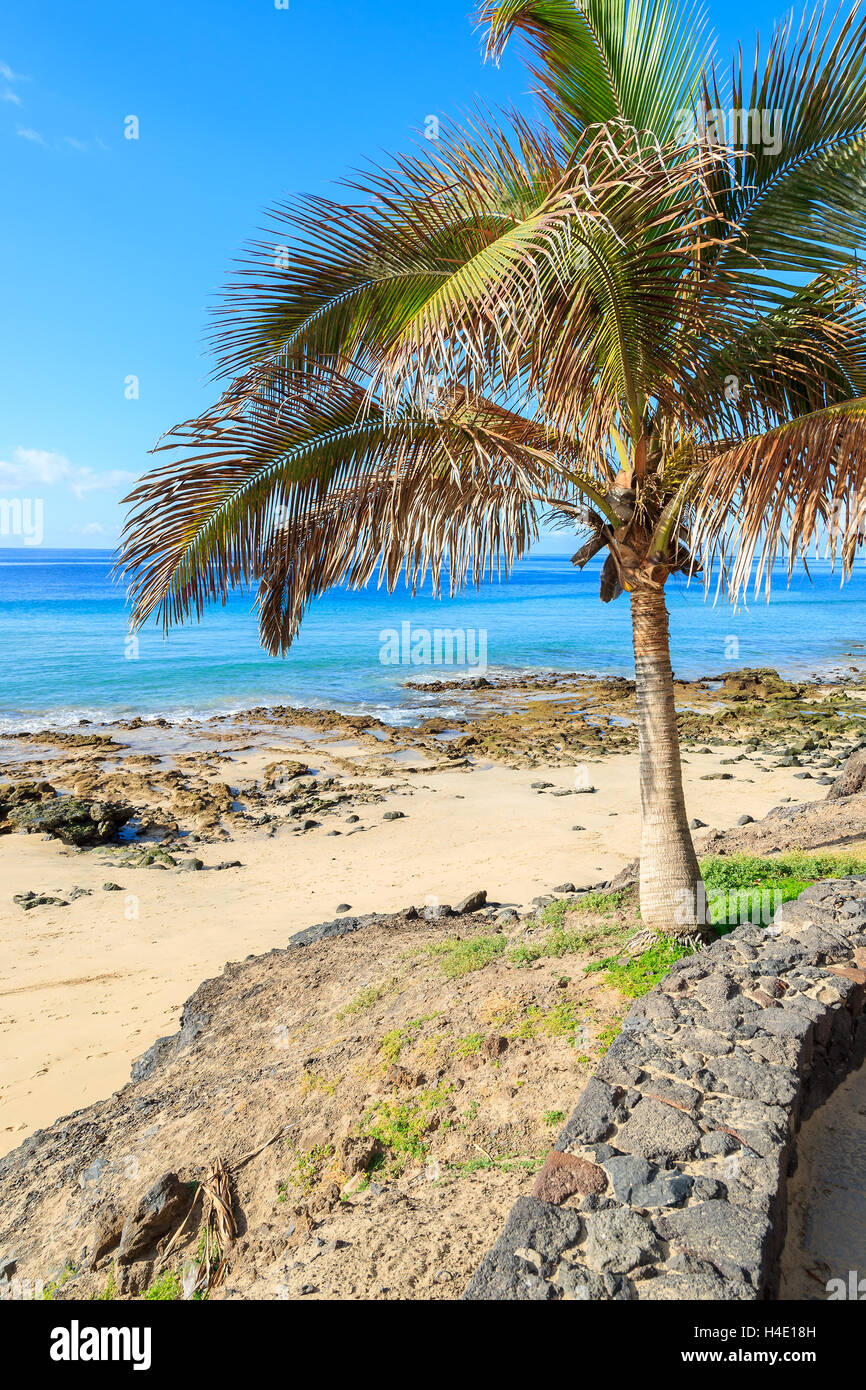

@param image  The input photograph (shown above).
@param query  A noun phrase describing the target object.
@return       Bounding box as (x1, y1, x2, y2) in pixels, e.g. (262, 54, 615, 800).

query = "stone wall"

(465, 877, 866, 1300)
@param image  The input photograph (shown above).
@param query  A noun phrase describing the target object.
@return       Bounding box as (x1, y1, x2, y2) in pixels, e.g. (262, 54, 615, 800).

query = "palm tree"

(119, 0, 866, 934)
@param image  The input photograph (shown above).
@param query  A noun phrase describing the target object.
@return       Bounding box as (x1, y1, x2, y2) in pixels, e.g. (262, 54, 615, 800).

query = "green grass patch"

(507, 927, 589, 966)
(284, 1143, 335, 1193)
(379, 1029, 406, 1066)
(362, 1083, 455, 1164)
(508, 1000, 586, 1045)
(573, 888, 631, 915)
(700, 852, 866, 934)
(337, 979, 395, 1018)
(42, 1264, 77, 1300)
(588, 937, 694, 999)
(452, 1032, 485, 1057)
(708, 879, 811, 931)
(700, 850, 866, 890)
(596, 1020, 622, 1052)
(437, 1153, 545, 1182)
(426, 934, 506, 978)
(536, 889, 631, 931)
(145, 1270, 183, 1302)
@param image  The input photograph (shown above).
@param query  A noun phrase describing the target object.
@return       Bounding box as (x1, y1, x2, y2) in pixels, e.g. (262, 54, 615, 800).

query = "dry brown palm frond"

(117, 368, 602, 653)
(190, 1158, 235, 1297)
(690, 399, 866, 598)
(250, 389, 598, 653)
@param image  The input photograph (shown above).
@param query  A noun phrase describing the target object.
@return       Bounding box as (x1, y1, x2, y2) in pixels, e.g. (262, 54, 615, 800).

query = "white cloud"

(17, 126, 46, 145)
(63, 135, 87, 151)
(2, 90, 21, 105)
(70, 521, 110, 536)
(0, 448, 136, 499)
(0, 61, 26, 82)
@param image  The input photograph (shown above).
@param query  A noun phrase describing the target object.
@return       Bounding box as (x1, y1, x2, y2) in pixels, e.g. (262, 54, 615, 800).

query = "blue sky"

(0, 0, 801, 550)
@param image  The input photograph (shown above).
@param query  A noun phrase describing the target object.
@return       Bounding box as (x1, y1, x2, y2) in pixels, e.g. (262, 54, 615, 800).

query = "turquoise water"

(0, 549, 863, 730)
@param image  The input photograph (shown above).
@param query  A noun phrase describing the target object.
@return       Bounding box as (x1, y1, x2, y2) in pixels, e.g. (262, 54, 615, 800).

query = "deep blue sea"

(0, 549, 863, 731)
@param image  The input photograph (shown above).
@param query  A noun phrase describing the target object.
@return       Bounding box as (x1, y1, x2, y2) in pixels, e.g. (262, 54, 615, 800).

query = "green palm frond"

(210, 108, 561, 383)
(478, 0, 712, 144)
(677, 266, 866, 436)
(378, 123, 742, 445)
(701, 3, 866, 276)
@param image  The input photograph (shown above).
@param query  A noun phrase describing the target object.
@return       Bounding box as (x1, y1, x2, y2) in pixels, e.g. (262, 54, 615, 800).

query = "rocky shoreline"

(2, 667, 865, 852)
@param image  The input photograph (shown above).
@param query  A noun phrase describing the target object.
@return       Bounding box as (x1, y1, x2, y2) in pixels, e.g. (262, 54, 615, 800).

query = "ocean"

(0, 549, 863, 731)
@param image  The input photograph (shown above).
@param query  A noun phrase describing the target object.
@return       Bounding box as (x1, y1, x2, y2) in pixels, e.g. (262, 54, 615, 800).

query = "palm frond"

(702, 2, 866, 276)
(478, 0, 713, 144)
(209, 108, 562, 383)
(377, 122, 741, 445)
(117, 372, 602, 653)
(690, 399, 866, 597)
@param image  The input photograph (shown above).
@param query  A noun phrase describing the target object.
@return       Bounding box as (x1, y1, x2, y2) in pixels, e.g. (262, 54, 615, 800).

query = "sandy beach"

(3, 665, 864, 1155)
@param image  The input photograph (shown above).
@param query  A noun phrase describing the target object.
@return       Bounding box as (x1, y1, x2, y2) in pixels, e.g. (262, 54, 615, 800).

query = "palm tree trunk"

(629, 583, 704, 935)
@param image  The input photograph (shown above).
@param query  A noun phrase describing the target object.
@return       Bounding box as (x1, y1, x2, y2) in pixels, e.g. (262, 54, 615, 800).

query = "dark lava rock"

(554, 1078, 623, 1149)
(613, 1097, 702, 1163)
(129, 1005, 211, 1083)
(737, 814, 755, 825)
(117, 1173, 194, 1264)
(557, 1265, 637, 1300)
(422, 903, 454, 922)
(602, 1155, 692, 1208)
(289, 914, 374, 949)
(655, 1202, 768, 1283)
(335, 903, 351, 914)
(456, 889, 487, 914)
(581, 1207, 663, 1272)
(383, 811, 405, 821)
(463, 1195, 582, 1299)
